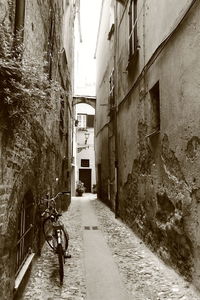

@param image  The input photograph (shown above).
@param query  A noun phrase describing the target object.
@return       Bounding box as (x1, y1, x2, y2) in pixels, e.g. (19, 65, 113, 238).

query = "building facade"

(95, 0, 200, 287)
(74, 103, 96, 195)
(0, 0, 75, 299)
(95, 0, 115, 206)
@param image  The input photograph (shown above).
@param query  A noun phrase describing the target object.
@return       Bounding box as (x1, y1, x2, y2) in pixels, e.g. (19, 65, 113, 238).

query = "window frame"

(109, 69, 115, 112)
(77, 114, 87, 129)
(81, 159, 90, 168)
(128, 0, 138, 62)
(147, 81, 161, 138)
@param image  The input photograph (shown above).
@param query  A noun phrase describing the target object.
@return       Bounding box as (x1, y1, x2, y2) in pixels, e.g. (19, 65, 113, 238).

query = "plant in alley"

(76, 181, 85, 196)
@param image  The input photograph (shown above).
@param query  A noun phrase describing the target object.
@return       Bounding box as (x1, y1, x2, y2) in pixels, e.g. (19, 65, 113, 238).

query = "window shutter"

(87, 115, 94, 128)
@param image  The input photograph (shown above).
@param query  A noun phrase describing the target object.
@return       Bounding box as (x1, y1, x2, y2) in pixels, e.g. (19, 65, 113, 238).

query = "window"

(108, 24, 115, 40)
(149, 81, 160, 134)
(77, 114, 94, 129)
(128, 0, 138, 60)
(81, 159, 90, 167)
(15, 191, 34, 277)
(108, 6, 115, 40)
(77, 114, 87, 129)
(87, 115, 94, 128)
(59, 97, 64, 139)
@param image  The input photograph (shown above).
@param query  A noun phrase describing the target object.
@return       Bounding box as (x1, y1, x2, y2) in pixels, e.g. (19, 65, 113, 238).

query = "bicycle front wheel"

(57, 243, 64, 285)
(43, 217, 56, 250)
(60, 226, 69, 252)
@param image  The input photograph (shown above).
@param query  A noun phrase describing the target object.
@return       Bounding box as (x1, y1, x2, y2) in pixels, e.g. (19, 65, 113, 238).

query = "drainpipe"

(114, 1, 119, 218)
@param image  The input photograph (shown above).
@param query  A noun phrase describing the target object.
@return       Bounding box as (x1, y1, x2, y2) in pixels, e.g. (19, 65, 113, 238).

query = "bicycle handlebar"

(39, 191, 70, 216)
(54, 191, 70, 200)
(41, 191, 70, 202)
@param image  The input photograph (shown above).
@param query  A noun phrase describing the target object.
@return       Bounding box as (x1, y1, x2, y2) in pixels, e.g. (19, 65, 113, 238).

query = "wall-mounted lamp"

(84, 132, 90, 144)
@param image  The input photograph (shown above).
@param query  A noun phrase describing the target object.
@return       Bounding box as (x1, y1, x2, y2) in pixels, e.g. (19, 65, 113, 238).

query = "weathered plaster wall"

(96, 0, 115, 131)
(95, 0, 115, 204)
(116, 0, 194, 106)
(117, 0, 200, 285)
(96, 0, 200, 287)
(144, 0, 193, 63)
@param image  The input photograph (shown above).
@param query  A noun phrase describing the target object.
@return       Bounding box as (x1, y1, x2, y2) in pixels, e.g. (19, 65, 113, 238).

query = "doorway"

(79, 169, 92, 192)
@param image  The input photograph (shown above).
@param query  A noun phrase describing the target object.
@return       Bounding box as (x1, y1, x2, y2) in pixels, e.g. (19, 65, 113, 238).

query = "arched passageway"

(73, 96, 96, 109)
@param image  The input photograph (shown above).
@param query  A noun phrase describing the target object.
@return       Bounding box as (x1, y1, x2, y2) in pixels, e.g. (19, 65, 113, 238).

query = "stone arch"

(73, 96, 96, 109)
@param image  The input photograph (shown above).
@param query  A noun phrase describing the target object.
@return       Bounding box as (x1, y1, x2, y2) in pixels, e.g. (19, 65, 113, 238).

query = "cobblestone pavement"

(20, 195, 200, 300)
(91, 199, 200, 300)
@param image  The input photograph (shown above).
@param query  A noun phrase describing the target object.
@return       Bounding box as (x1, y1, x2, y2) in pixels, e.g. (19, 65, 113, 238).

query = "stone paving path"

(92, 198, 200, 300)
(19, 194, 200, 300)
(81, 198, 129, 300)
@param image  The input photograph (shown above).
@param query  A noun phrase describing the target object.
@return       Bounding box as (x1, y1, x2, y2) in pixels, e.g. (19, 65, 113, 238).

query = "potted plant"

(92, 184, 97, 194)
(76, 181, 85, 196)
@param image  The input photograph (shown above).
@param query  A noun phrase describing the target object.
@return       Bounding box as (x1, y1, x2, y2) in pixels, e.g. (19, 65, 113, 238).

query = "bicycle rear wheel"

(57, 243, 64, 285)
(43, 218, 69, 252)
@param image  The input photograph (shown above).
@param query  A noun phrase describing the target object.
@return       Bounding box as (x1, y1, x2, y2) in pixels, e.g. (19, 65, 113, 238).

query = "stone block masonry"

(0, 0, 75, 299)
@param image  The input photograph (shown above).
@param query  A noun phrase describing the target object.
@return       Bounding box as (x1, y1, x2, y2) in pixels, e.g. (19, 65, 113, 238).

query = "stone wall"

(0, 0, 75, 299)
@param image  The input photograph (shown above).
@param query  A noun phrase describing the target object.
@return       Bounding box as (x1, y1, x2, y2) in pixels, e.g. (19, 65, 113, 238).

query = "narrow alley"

(2, 0, 200, 299)
(18, 194, 200, 300)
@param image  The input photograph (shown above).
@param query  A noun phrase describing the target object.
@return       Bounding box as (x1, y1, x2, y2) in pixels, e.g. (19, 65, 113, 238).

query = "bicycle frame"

(39, 191, 70, 285)
(56, 227, 63, 244)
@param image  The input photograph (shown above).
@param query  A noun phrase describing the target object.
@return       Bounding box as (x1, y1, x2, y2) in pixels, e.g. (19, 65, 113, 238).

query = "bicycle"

(40, 191, 71, 285)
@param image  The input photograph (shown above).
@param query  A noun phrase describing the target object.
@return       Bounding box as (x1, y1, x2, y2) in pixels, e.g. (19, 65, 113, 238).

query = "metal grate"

(84, 226, 99, 230)
(92, 226, 98, 230)
(84, 226, 90, 230)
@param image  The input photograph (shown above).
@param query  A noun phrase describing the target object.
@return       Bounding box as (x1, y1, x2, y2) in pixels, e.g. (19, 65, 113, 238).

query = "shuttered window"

(86, 115, 94, 128)
(128, 0, 138, 60)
